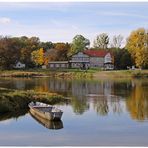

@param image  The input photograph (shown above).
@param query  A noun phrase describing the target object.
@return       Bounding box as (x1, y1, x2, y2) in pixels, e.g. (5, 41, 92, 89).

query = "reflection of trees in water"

(126, 79, 148, 121)
(71, 96, 89, 115)
(113, 81, 132, 97)
(92, 96, 123, 116)
(93, 98, 108, 116)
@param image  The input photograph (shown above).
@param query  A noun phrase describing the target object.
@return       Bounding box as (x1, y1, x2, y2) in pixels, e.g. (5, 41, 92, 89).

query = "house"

(48, 61, 69, 69)
(70, 50, 114, 69)
(69, 52, 90, 69)
(14, 61, 26, 69)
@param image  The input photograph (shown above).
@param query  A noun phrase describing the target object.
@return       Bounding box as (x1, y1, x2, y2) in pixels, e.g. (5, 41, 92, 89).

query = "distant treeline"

(0, 27, 148, 69)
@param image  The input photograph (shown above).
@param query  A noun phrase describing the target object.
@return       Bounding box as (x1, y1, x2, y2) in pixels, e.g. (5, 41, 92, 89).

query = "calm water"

(0, 77, 148, 146)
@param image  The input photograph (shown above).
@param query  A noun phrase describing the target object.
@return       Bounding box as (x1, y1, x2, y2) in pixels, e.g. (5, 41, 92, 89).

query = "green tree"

(69, 35, 90, 56)
(93, 33, 109, 49)
(126, 28, 148, 69)
(112, 48, 133, 69)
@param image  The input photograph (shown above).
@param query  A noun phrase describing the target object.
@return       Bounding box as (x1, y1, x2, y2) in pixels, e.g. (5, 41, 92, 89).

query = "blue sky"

(0, 2, 148, 46)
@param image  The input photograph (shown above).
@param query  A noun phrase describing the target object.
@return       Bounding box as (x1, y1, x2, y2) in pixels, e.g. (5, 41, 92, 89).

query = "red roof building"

(70, 49, 114, 70)
(83, 49, 113, 58)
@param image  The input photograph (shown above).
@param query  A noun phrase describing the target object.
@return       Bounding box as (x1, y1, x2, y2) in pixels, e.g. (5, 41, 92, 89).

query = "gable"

(72, 52, 89, 58)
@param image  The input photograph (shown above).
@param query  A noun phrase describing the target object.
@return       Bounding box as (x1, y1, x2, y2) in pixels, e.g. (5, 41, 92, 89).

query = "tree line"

(0, 27, 148, 70)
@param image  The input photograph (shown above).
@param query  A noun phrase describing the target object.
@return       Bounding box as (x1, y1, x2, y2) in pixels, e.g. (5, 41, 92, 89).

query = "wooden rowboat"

(28, 102, 63, 121)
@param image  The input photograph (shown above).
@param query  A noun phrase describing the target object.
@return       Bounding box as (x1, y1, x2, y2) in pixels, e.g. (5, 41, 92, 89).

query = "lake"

(0, 77, 148, 146)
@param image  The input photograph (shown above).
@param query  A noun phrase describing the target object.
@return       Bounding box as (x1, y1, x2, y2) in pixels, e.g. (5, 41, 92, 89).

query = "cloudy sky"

(0, 2, 148, 46)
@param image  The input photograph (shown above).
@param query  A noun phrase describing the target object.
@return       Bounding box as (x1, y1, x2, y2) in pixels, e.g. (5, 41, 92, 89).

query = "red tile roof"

(83, 49, 111, 57)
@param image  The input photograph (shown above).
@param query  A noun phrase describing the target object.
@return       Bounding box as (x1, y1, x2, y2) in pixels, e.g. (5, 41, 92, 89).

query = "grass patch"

(0, 87, 68, 114)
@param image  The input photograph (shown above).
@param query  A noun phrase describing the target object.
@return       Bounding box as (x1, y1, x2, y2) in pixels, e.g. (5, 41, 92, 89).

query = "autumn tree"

(111, 35, 123, 48)
(0, 37, 22, 69)
(69, 35, 90, 56)
(126, 28, 148, 69)
(18, 36, 41, 67)
(54, 42, 70, 61)
(44, 48, 59, 65)
(93, 33, 109, 49)
(31, 48, 44, 67)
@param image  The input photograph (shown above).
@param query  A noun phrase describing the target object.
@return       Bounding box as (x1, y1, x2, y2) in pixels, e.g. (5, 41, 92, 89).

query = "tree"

(93, 33, 109, 49)
(44, 48, 59, 65)
(126, 28, 148, 69)
(54, 42, 70, 61)
(111, 35, 123, 48)
(0, 37, 22, 69)
(40, 41, 53, 51)
(31, 48, 44, 67)
(112, 48, 133, 69)
(69, 35, 90, 56)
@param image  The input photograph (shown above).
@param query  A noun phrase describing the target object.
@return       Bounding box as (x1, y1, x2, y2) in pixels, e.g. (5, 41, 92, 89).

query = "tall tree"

(54, 42, 70, 61)
(112, 48, 133, 69)
(69, 35, 90, 56)
(31, 48, 44, 67)
(111, 35, 123, 48)
(93, 33, 109, 49)
(0, 37, 21, 69)
(126, 28, 148, 69)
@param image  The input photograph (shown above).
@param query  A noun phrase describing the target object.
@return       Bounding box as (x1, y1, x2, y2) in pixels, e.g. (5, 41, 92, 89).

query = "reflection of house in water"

(47, 79, 114, 98)
(15, 80, 26, 89)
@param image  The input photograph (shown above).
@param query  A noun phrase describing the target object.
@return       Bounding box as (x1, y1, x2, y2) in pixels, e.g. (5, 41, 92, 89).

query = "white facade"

(70, 52, 90, 68)
(14, 61, 25, 69)
(104, 53, 112, 64)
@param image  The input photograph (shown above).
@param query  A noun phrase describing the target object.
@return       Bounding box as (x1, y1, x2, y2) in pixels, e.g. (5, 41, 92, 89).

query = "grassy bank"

(0, 69, 148, 79)
(0, 69, 93, 79)
(94, 70, 148, 78)
(0, 87, 68, 114)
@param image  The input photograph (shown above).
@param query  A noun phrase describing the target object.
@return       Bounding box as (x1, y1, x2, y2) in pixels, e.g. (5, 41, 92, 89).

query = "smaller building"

(14, 61, 25, 69)
(48, 61, 69, 69)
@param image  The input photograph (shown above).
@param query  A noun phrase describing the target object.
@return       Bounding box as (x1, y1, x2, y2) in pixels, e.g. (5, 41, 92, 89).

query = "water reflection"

(29, 109, 63, 130)
(0, 78, 148, 121)
(126, 79, 148, 121)
(0, 109, 28, 122)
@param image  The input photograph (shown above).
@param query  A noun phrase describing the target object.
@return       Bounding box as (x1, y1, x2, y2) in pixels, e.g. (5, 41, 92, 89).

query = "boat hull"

(29, 109, 63, 129)
(28, 102, 63, 121)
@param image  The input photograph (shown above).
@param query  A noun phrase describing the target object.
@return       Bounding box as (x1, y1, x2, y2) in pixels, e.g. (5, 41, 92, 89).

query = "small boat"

(29, 109, 63, 130)
(28, 102, 63, 121)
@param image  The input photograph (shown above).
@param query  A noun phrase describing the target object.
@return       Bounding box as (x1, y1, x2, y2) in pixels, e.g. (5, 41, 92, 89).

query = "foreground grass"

(0, 87, 68, 114)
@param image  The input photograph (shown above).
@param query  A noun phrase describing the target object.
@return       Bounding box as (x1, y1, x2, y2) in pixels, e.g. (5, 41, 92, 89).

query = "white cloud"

(0, 17, 11, 24)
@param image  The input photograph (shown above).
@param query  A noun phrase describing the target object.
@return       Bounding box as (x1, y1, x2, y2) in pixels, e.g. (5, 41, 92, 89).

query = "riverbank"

(93, 70, 148, 78)
(0, 69, 148, 79)
(0, 87, 68, 114)
(0, 69, 93, 79)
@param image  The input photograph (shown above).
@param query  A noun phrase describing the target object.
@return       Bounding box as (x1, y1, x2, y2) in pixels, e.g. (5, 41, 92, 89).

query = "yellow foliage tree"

(126, 28, 148, 68)
(31, 48, 44, 66)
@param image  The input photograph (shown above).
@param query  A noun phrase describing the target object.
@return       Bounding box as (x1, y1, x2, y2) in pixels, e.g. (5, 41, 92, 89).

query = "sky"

(0, 2, 148, 46)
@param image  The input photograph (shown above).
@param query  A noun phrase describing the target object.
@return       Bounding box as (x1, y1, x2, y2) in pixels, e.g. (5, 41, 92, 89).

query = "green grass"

(0, 87, 68, 114)
(0, 69, 148, 78)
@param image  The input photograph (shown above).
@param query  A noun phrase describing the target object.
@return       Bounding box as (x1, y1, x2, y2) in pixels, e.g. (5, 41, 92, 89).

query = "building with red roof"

(70, 49, 114, 70)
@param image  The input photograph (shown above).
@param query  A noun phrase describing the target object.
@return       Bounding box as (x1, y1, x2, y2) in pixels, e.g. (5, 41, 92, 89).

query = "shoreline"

(0, 69, 148, 79)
